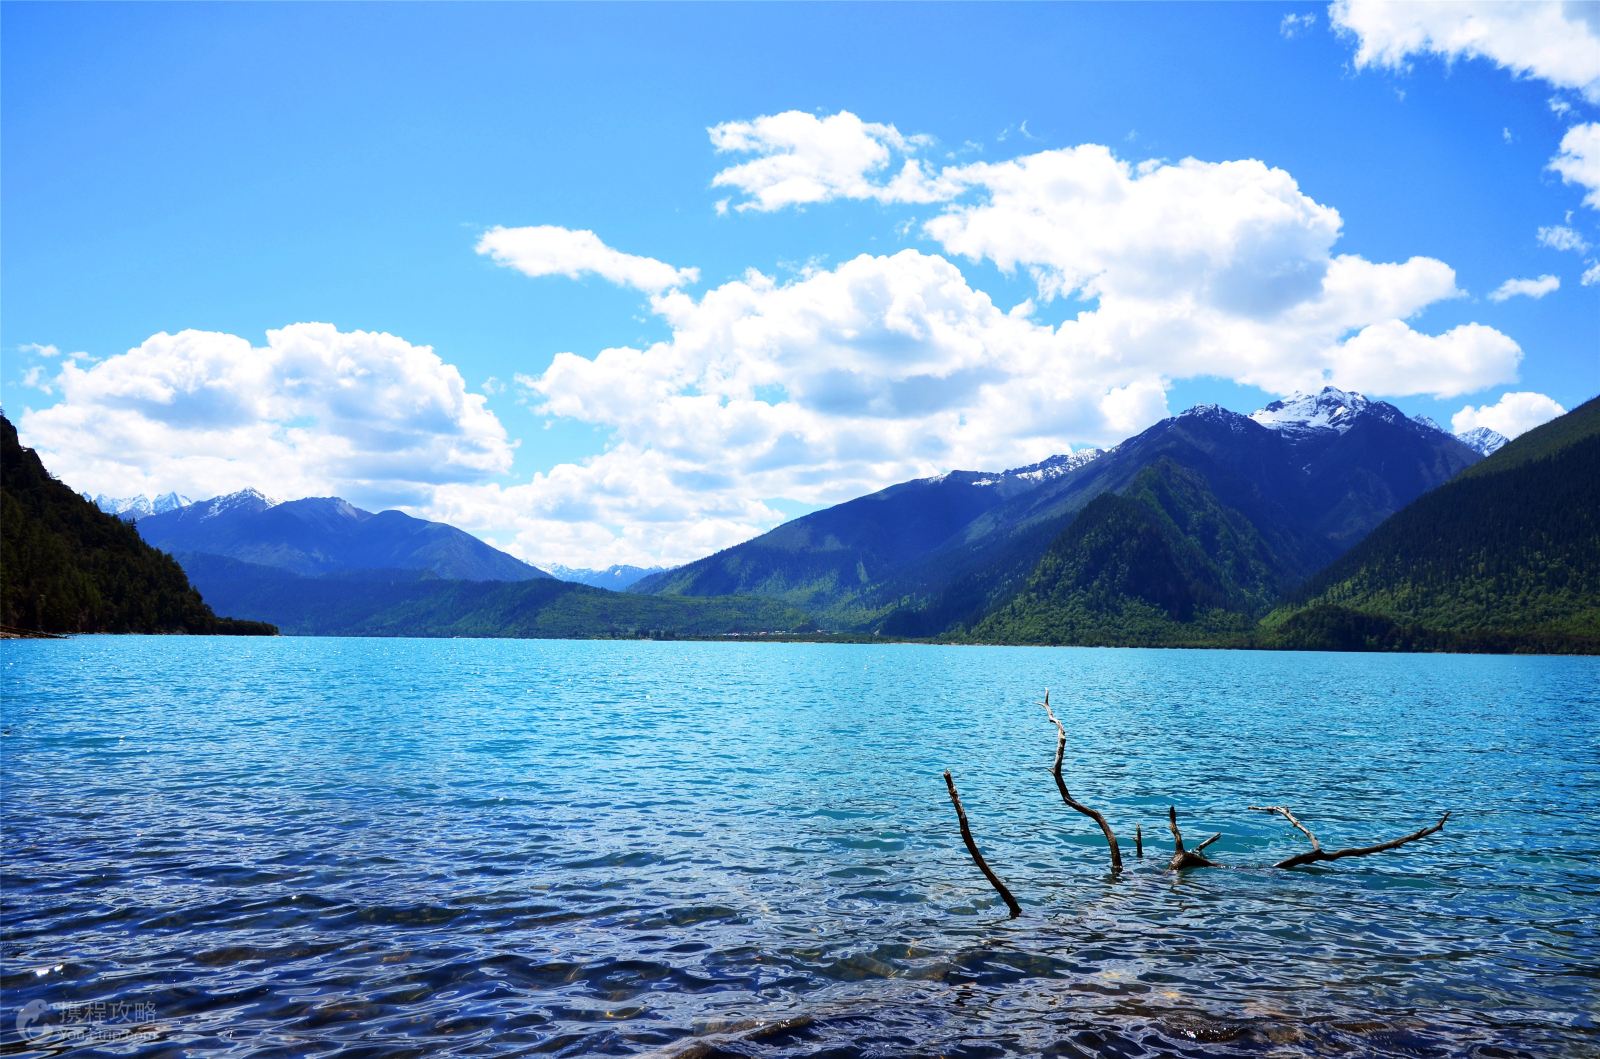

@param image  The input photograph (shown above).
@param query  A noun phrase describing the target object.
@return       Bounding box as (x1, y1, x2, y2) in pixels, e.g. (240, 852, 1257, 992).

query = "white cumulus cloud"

(476, 225, 698, 293)
(1451, 390, 1569, 438)
(1550, 122, 1600, 208)
(1331, 321, 1522, 398)
(19, 323, 514, 508)
(709, 110, 946, 211)
(430, 249, 1169, 567)
(703, 111, 1519, 400)
(915, 143, 1514, 397)
(29, 112, 1537, 571)
(1488, 274, 1561, 300)
(1330, 0, 1600, 102)
(446, 117, 1532, 565)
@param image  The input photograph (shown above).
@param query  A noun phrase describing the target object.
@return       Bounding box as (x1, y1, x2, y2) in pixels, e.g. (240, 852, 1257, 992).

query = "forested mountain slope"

(0, 415, 274, 635)
(1267, 396, 1600, 653)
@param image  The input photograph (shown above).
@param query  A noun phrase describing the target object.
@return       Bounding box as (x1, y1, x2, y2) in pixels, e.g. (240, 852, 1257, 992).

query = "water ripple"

(2, 637, 1597, 1056)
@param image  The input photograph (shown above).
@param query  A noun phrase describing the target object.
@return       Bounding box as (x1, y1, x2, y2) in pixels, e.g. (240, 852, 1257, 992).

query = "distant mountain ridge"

(55, 386, 1585, 651)
(639, 388, 1482, 638)
(135, 490, 550, 582)
(177, 552, 811, 639)
(549, 564, 671, 590)
(86, 491, 195, 519)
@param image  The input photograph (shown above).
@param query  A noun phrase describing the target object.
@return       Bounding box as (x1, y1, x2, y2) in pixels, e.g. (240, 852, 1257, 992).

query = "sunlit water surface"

(3, 637, 1597, 1057)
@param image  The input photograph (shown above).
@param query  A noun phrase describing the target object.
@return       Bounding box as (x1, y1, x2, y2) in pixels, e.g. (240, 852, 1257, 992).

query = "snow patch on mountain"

(1455, 426, 1509, 457)
(549, 564, 670, 590)
(928, 448, 1105, 489)
(1178, 404, 1255, 432)
(1250, 387, 1374, 434)
(1412, 414, 1445, 433)
(197, 488, 280, 520)
(1004, 449, 1107, 483)
(87, 491, 194, 519)
(1249, 386, 1422, 439)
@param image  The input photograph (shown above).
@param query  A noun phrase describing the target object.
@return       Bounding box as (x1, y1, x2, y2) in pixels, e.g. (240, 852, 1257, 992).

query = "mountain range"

(172, 553, 810, 639)
(635, 388, 1484, 640)
(60, 487, 807, 639)
(86, 491, 194, 519)
(548, 564, 671, 590)
(132, 490, 550, 582)
(35, 387, 1591, 652)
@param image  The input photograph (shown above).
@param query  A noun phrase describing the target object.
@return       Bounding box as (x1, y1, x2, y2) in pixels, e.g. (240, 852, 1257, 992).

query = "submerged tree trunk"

(1250, 805, 1450, 869)
(943, 770, 1022, 918)
(937, 694, 1453, 909)
(1040, 690, 1123, 871)
(1166, 805, 1221, 870)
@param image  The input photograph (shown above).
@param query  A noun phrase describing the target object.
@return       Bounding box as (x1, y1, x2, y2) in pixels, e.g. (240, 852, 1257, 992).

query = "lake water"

(3, 637, 1597, 1057)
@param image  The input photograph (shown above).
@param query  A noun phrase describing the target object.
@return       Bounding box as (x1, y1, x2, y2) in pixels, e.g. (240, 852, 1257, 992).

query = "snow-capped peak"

(1172, 404, 1254, 434)
(1455, 426, 1509, 457)
(1250, 386, 1375, 435)
(198, 488, 279, 519)
(87, 491, 195, 519)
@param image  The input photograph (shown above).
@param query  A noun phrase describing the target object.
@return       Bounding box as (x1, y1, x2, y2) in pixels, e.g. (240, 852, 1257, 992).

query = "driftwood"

(1166, 806, 1222, 870)
(938, 692, 1453, 906)
(1040, 691, 1123, 871)
(1248, 805, 1319, 852)
(1251, 805, 1450, 869)
(943, 770, 1021, 918)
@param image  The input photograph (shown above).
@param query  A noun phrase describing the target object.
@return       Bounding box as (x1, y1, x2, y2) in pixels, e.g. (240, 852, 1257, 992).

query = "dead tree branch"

(1040, 690, 1123, 871)
(1248, 805, 1319, 852)
(943, 770, 1022, 918)
(1259, 808, 1451, 870)
(1167, 806, 1221, 870)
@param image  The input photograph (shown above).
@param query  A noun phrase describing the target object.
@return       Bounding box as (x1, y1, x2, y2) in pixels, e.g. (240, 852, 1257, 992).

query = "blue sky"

(4, 2, 1598, 567)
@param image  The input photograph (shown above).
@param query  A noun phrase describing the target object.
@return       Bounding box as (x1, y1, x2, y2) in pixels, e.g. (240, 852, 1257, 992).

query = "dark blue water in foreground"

(3, 638, 1598, 1057)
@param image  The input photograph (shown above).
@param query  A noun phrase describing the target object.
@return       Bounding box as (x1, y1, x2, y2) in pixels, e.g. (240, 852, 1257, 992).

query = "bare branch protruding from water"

(1040, 690, 1123, 871)
(1167, 805, 1220, 870)
(1266, 809, 1451, 870)
(1249, 805, 1320, 852)
(943, 770, 1022, 918)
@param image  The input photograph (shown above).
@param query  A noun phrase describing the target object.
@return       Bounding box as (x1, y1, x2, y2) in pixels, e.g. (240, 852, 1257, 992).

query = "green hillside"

(643, 397, 1479, 642)
(633, 468, 1029, 629)
(968, 459, 1286, 646)
(0, 414, 275, 635)
(1264, 396, 1600, 653)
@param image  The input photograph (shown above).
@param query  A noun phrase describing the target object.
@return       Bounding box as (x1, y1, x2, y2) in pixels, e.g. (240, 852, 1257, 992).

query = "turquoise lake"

(3, 637, 1598, 1056)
